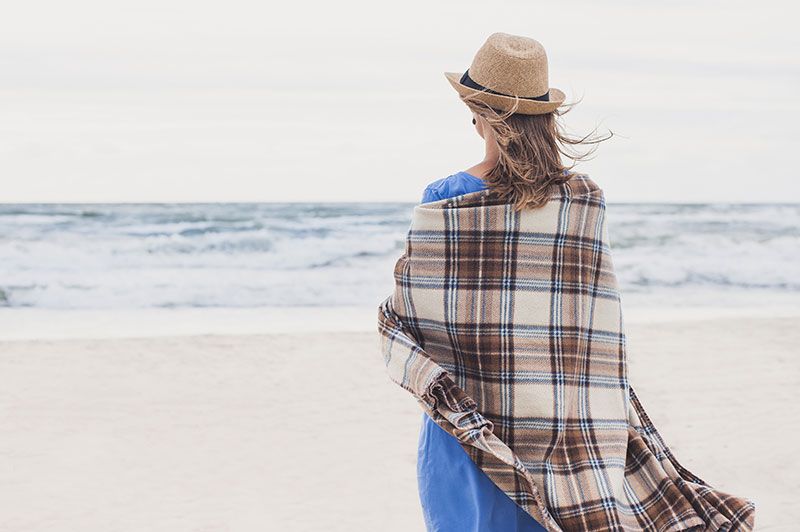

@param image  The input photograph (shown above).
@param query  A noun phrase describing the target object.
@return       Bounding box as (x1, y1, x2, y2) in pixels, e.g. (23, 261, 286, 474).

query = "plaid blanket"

(377, 173, 756, 531)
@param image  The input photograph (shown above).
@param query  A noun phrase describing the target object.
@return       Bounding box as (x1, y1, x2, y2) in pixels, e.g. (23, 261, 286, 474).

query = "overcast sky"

(1, 0, 798, 203)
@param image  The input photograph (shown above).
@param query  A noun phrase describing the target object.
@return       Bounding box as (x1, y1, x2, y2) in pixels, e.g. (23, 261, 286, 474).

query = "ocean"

(1, 202, 799, 313)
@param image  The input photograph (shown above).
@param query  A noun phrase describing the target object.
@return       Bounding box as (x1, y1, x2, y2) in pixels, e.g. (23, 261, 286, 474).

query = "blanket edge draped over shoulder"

(377, 173, 756, 532)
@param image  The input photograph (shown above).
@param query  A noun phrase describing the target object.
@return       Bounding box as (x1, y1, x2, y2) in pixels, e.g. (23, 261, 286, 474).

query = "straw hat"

(444, 32, 566, 115)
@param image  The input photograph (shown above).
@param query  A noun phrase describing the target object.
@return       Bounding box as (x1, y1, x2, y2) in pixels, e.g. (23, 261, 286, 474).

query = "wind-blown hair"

(460, 92, 613, 211)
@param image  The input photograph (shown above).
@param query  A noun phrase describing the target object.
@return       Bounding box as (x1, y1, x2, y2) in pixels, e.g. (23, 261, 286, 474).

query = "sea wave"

(0, 202, 797, 309)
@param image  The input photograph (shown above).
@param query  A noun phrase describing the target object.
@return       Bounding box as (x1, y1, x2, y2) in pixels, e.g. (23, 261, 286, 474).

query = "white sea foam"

(0, 202, 798, 312)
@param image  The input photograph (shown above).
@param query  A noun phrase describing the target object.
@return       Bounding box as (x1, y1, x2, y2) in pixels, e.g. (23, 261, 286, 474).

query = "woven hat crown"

(470, 33, 550, 99)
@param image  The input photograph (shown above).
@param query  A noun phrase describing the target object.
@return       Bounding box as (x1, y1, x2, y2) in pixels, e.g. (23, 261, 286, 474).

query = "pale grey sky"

(1, 0, 798, 202)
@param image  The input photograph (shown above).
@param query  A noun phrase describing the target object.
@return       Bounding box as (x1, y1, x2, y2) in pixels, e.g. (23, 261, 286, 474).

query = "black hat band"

(459, 70, 550, 102)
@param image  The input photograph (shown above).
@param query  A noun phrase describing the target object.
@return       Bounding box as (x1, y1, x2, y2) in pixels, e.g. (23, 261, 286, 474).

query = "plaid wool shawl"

(377, 173, 756, 531)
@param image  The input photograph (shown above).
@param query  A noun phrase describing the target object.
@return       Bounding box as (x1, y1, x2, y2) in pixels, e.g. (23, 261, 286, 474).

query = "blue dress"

(417, 171, 547, 532)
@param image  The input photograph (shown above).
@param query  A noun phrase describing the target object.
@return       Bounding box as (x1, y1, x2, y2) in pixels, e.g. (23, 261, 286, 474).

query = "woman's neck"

(466, 131, 500, 179)
(467, 152, 500, 179)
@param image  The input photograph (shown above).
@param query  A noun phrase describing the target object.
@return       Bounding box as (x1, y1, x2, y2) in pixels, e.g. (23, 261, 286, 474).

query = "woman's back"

(417, 171, 546, 532)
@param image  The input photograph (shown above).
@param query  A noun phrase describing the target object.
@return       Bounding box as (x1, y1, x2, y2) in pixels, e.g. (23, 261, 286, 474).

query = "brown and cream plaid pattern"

(377, 173, 755, 531)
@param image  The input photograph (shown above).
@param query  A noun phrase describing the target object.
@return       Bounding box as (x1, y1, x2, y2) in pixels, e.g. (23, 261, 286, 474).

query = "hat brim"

(444, 72, 565, 115)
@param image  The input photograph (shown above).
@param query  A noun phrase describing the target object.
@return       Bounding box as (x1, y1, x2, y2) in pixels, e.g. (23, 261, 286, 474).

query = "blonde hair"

(460, 92, 613, 211)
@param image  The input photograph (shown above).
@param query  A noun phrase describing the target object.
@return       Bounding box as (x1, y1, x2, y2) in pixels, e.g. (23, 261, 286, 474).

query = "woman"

(379, 32, 755, 532)
(416, 32, 610, 532)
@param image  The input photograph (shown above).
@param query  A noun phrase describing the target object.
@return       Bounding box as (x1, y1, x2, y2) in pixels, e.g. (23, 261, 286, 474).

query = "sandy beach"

(0, 312, 798, 531)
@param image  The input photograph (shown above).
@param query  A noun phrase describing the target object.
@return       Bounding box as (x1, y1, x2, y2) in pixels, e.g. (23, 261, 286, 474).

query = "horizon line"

(1, 200, 799, 206)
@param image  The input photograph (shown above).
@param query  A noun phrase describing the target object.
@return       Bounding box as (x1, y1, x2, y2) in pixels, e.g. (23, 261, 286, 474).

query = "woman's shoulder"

(560, 171, 604, 200)
(421, 171, 487, 203)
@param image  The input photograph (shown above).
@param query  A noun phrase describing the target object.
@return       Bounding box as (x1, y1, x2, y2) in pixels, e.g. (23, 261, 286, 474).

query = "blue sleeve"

(421, 187, 438, 204)
(421, 178, 447, 204)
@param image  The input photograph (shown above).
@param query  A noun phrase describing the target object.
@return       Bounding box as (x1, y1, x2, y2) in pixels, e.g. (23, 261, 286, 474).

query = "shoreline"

(0, 301, 798, 341)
